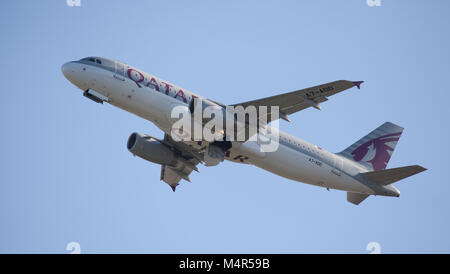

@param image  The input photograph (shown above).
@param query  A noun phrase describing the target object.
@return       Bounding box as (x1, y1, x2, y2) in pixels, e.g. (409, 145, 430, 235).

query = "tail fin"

(338, 122, 404, 171)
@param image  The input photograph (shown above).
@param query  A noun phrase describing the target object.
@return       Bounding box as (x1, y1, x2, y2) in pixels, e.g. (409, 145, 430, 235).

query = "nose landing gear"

(83, 89, 109, 104)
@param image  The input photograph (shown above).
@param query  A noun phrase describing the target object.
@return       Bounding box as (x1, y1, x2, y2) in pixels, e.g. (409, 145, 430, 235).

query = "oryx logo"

(352, 132, 401, 171)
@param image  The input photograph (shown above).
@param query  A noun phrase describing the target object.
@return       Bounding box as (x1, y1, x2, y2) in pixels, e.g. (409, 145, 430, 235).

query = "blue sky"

(0, 0, 449, 253)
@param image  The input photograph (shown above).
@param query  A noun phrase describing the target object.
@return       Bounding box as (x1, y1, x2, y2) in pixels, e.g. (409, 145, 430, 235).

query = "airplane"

(62, 56, 426, 205)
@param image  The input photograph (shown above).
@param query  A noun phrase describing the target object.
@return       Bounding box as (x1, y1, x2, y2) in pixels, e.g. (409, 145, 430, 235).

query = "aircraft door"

(114, 61, 126, 81)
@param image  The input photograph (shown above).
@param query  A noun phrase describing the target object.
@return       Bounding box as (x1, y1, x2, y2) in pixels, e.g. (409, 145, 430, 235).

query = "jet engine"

(127, 132, 197, 174)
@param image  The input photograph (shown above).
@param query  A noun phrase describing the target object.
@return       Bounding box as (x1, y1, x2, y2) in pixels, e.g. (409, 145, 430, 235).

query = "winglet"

(353, 81, 364, 89)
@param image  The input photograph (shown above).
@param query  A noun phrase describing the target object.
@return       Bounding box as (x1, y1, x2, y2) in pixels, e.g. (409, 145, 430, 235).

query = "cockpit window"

(80, 57, 102, 65)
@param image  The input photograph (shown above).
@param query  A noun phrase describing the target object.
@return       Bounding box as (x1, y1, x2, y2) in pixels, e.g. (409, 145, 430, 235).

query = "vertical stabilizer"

(338, 122, 403, 171)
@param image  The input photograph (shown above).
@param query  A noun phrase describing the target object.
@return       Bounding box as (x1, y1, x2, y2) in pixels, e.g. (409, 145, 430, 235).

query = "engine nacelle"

(203, 142, 232, 166)
(127, 132, 197, 174)
(127, 132, 178, 166)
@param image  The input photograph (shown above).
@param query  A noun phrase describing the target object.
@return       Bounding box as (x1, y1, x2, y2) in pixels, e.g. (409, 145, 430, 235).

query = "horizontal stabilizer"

(360, 165, 427, 186)
(347, 192, 369, 205)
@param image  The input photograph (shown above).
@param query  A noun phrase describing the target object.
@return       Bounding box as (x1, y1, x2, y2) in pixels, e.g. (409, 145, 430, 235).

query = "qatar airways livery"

(62, 56, 426, 205)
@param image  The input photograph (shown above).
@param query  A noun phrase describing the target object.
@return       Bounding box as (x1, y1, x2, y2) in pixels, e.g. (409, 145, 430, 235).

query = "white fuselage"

(62, 58, 387, 195)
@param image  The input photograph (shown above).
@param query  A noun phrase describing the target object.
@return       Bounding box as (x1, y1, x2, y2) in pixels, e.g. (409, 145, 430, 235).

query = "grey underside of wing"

(160, 134, 203, 187)
(163, 133, 204, 162)
(231, 80, 357, 121)
(160, 164, 182, 187)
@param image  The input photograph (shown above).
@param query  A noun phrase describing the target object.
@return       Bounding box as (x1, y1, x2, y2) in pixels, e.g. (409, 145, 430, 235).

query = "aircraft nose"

(61, 62, 73, 79)
(61, 61, 87, 90)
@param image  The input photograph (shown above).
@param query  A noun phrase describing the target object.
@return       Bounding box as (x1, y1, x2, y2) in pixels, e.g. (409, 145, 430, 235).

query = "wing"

(231, 80, 363, 122)
(159, 134, 204, 191)
(160, 164, 197, 192)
